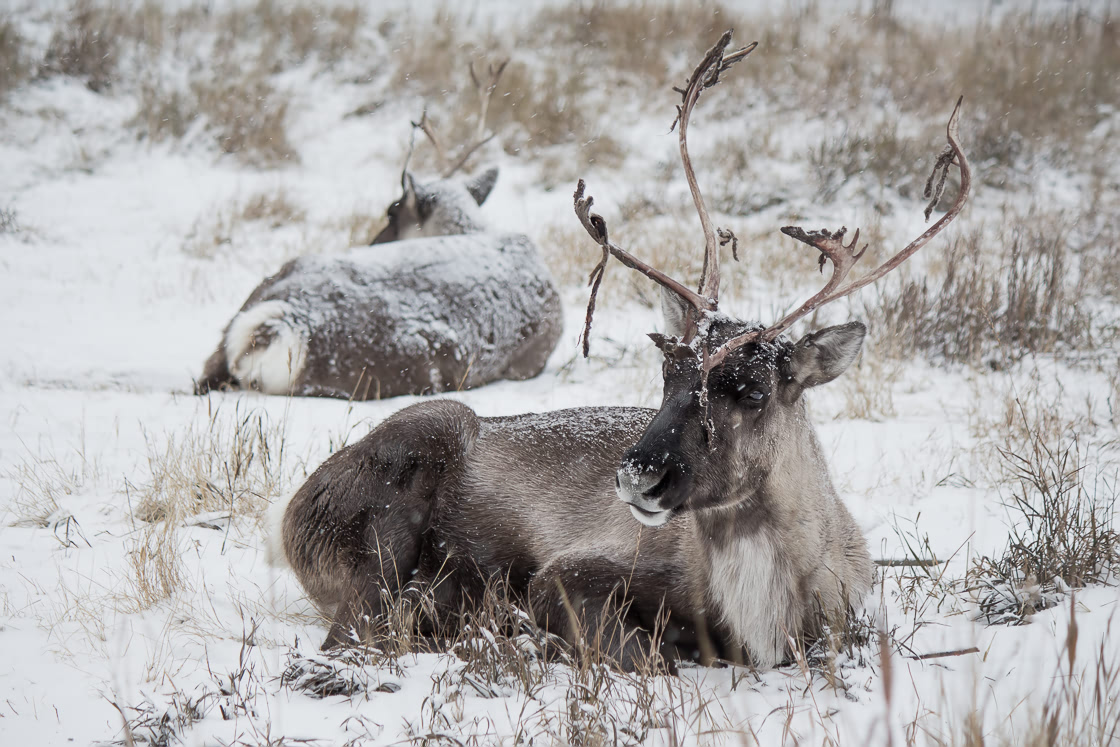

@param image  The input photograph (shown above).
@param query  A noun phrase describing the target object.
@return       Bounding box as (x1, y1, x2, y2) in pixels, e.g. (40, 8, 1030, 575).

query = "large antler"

(673, 32, 758, 302)
(572, 31, 970, 374)
(573, 31, 756, 354)
(413, 58, 509, 178)
(705, 96, 971, 369)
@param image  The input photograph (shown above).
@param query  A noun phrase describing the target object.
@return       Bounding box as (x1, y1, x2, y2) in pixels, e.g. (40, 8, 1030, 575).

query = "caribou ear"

(660, 287, 691, 339)
(787, 322, 866, 391)
(466, 167, 499, 205)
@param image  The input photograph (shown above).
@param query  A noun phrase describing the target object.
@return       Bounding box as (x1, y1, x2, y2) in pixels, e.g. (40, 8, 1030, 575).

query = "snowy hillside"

(1, 1, 1118, 744)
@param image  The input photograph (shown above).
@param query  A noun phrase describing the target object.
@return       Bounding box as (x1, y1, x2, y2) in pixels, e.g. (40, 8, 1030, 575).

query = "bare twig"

(874, 559, 944, 568)
(907, 646, 980, 661)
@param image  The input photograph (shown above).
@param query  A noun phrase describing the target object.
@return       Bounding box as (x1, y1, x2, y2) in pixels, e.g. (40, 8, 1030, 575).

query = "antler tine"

(706, 97, 971, 369)
(468, 57, 509, 149)
(673, 32, 758, 303)
(820, 96, 970, 303)
(574, 181, 712, 311)
(574, 180, 713, 356)
(413, 110, 447, 167)
(417, 58, 509, 178)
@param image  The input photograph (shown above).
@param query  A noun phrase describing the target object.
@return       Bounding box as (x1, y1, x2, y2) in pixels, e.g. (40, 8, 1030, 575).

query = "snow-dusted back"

(204, 232, 562, 399)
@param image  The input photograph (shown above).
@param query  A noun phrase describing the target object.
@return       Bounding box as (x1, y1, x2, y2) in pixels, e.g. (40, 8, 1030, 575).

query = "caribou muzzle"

(369, 222, 398, 245)
(615, 391, 694, 527)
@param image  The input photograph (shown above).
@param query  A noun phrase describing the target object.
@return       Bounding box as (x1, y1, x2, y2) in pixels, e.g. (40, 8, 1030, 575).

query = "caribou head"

(369, 167, 499, 244)
(575, 31, 971, 529)
(371, 59, 509, 245)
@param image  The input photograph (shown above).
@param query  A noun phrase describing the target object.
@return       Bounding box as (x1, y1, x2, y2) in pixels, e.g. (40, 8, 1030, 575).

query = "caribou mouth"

(629, 504, 674, 528)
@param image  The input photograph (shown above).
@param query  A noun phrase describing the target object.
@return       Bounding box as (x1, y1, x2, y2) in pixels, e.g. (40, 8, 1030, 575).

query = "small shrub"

(968, 402, 1120, 624)
(0, 16, 29, 97)
(40, 0, 121, 92)
(192, 71, 298, 167)
(118, 686, 216, 747)
(0, 205, 18, 234)
(807, 118, 930, 202)
(866, 219, 1092, 368)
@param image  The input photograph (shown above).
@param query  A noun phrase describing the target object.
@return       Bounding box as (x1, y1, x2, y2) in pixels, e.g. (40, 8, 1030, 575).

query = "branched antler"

(573, 32, 755, 355)
(571, 32, 970, 384)
(706, 96, 971, 368)
(574, 180, 713, 355)
(413, 58, 509, 178)
(671, 32, 758, 302)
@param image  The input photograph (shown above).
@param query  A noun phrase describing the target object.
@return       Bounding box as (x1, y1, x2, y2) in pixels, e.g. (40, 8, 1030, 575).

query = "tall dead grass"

(39, 0, 120, 92)
(961, 387, 1120, 628)
(133, 404, 292, 528)
(8, 455, 93, 529)
(865, 217, 1093, 368)
(0, 15, 28, 97)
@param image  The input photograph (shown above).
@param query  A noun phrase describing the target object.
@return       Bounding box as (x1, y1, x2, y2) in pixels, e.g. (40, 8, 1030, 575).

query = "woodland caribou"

(282, 33, 971, 670)
(195, 62, 563, 400)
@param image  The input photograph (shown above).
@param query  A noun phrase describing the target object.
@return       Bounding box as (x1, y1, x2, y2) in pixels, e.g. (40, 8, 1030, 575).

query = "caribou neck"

(688, 401, 833, 664)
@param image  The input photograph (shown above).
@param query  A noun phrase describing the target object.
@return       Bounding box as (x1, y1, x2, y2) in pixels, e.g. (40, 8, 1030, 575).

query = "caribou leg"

(530, 555, 714, 673)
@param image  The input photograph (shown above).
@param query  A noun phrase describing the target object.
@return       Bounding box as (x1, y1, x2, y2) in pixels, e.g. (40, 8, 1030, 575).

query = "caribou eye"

(387, 201, 400, 218)
(740, 389, 767, 407)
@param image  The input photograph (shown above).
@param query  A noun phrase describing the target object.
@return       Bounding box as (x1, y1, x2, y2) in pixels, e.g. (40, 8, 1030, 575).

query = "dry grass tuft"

(0, 16, 29, 97)
(968, 401, 1120, 625)
(131, 79, 197, 143)
(133, 404, 292, 528)
(225, 0, 369, 72)
(40, 0, 120, 92)
(865, 217, 1093, 369)
(127, 519, 188, 609)
(838, 348, 900, 421)
(132, 66, 298, 166)
(326, 208, 384, 248)
(533, 0, 733, 86)
(8, 451, 98, 529)
(192, 71, 297, 167)
(239, 188, 306, 227)
(181, 189, 307, 259)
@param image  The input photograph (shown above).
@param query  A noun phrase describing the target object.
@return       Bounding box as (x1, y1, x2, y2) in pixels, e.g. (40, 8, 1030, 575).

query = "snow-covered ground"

(1, 1, 1118, 744)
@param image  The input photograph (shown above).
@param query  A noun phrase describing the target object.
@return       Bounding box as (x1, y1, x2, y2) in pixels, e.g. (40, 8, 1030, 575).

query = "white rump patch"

(225, 300, 308, 395)
(263, 490, 295, 568)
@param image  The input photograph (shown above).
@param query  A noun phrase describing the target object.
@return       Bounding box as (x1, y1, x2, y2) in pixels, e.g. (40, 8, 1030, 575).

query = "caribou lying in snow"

(282, 33, 971, 669)
(194, 167, 563, 400)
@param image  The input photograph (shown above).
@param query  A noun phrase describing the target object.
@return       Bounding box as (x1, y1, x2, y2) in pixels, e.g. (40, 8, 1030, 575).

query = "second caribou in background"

(194, 167, 562, 400)
(196, 61, 563, 399)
